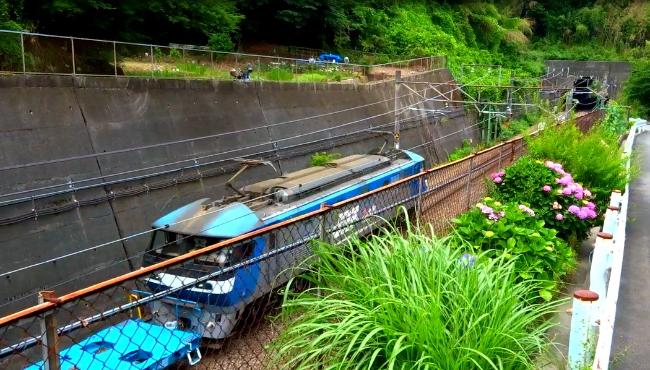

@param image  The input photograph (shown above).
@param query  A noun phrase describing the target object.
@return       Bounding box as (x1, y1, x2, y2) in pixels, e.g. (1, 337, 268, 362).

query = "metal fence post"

(20, 33, 26, 73)
(568, 290, 599, 370)
(465, 155, 475, 209)
(416, 176, 424, 219)
(113, 41, 117, 76)
(70, 37, 76, 76)
(38, 291, 60, 370)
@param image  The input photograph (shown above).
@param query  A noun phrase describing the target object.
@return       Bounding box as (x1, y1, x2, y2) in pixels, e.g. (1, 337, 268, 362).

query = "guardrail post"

(568, 290, 599, 370)
(150, 45, 154, 77)
(38, 291, 60, 370)
(20, 33, 26, 73)
(113, 41, 118, 76)
(590, 231, 613, 315)
(70, 37, 75, 76)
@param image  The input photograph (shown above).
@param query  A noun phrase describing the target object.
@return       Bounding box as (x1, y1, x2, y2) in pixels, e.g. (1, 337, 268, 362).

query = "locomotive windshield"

(147, 230, 253, 267)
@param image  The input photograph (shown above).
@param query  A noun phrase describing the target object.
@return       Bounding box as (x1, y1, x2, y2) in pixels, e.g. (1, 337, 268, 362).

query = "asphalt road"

(612, 130, 650, 369)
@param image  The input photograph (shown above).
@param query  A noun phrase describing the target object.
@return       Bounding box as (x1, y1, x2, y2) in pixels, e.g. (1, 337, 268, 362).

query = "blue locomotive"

(139, 150, 424, 339)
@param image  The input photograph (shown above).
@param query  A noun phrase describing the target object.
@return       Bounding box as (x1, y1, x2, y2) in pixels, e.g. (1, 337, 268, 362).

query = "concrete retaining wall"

(0, 71, 476, 313)
(545, 60, 631, 98)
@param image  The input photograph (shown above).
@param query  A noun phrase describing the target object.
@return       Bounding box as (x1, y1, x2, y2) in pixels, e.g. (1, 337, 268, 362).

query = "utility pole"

(394, 70, 401, 150)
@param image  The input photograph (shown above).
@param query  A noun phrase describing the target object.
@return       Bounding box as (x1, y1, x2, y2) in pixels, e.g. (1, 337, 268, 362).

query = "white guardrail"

(567, 118, 649, 370)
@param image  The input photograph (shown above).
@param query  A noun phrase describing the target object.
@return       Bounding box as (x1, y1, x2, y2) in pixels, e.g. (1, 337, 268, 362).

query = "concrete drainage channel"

(566, 119, 648, 370)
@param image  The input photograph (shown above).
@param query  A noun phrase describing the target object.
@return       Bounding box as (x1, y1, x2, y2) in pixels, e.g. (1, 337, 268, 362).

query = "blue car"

(319, 53, 344, 63)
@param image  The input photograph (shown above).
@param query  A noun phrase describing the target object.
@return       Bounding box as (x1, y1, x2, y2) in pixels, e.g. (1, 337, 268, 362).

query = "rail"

(0, 29, 445, 82)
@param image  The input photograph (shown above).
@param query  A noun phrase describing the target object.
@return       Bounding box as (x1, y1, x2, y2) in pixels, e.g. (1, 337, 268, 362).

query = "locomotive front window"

(148, 231, 254, 267)
(149, 231, 221, 258)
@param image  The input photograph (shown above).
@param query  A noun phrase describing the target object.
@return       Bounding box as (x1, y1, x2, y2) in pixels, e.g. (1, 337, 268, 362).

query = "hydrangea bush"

(452, 197, 576, 301)
(489, 156, 598, 242)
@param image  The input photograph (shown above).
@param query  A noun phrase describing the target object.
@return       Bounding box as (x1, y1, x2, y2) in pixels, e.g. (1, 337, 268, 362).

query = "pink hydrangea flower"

(493, 177, 503, 184)
(562, 187, 573, 196)
(542, 185, 552, 192)
(584, 190, 592, 198)
(555, 213, 564, 221)
(586, 202, 596, 210)
(490, 171, 505, 180)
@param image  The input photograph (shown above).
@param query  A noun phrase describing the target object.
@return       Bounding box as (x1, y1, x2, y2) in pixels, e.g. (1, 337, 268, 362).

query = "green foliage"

(489, 157, 598, 242)
(310, 151, 341, 167)
(527, 123, 629, 206)
(263, 67, 294, 81)
(271, 224, 560, 369)
(207, 32, 235, 52)
(624, 61, 650, 117)
(600, 102, 628, 136)
(447, 139, 474, 161)
(452, 197, 576, 300)
(500, 112, 540, 140)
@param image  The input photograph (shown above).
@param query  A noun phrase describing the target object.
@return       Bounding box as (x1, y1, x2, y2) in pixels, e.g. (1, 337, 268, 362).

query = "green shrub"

(599, 102, 628, 136)
(489, 156, 598, 242)
(527, 123, 628, 205)
(271, 224, 559, 369)
(310, 151, 341, 166)
(624, 61, 650, 118)
(452, 197, 576, 300)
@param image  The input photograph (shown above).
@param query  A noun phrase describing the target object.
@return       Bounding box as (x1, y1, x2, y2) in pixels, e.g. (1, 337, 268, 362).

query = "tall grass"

(270, 224, 560, 369)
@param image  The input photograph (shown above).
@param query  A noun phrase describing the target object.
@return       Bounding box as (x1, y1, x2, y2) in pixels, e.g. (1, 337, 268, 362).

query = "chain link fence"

(0, 30, 445, 84)
(0, 134, 525, 370)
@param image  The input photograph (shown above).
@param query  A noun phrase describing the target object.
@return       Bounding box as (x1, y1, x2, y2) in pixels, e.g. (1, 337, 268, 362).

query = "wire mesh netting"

(0, 136, 525, 370)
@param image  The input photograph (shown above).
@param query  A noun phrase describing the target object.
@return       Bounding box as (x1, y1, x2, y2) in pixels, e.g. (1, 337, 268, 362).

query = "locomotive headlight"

(216, 252, 228, 266)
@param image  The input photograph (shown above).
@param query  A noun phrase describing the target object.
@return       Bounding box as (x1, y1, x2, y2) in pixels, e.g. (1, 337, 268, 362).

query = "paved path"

(611, 131, 650, 369)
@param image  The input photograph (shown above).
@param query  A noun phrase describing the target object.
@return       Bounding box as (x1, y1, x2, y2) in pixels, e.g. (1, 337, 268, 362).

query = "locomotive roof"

(150, 151, 421, 238)
(152, 199, 263, 239)
(242, 154, 390, 199)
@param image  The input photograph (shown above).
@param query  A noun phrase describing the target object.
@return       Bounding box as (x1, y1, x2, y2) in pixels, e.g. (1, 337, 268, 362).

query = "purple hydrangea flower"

(518, 204, 536, 217)
(556, 175, 574, 186)
(568, 205, 580, 215)
(577, 209, 589, 220)
(586, 202, 596, 210)
(586, 208, 597, 219)
(562, 187, 573, 196)
(480, 205, 494, 215)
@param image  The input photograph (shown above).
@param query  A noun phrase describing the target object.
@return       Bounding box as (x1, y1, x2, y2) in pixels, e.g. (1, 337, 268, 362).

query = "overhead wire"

(0, 69, 493, 280)
(0, 85, 446, 204)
